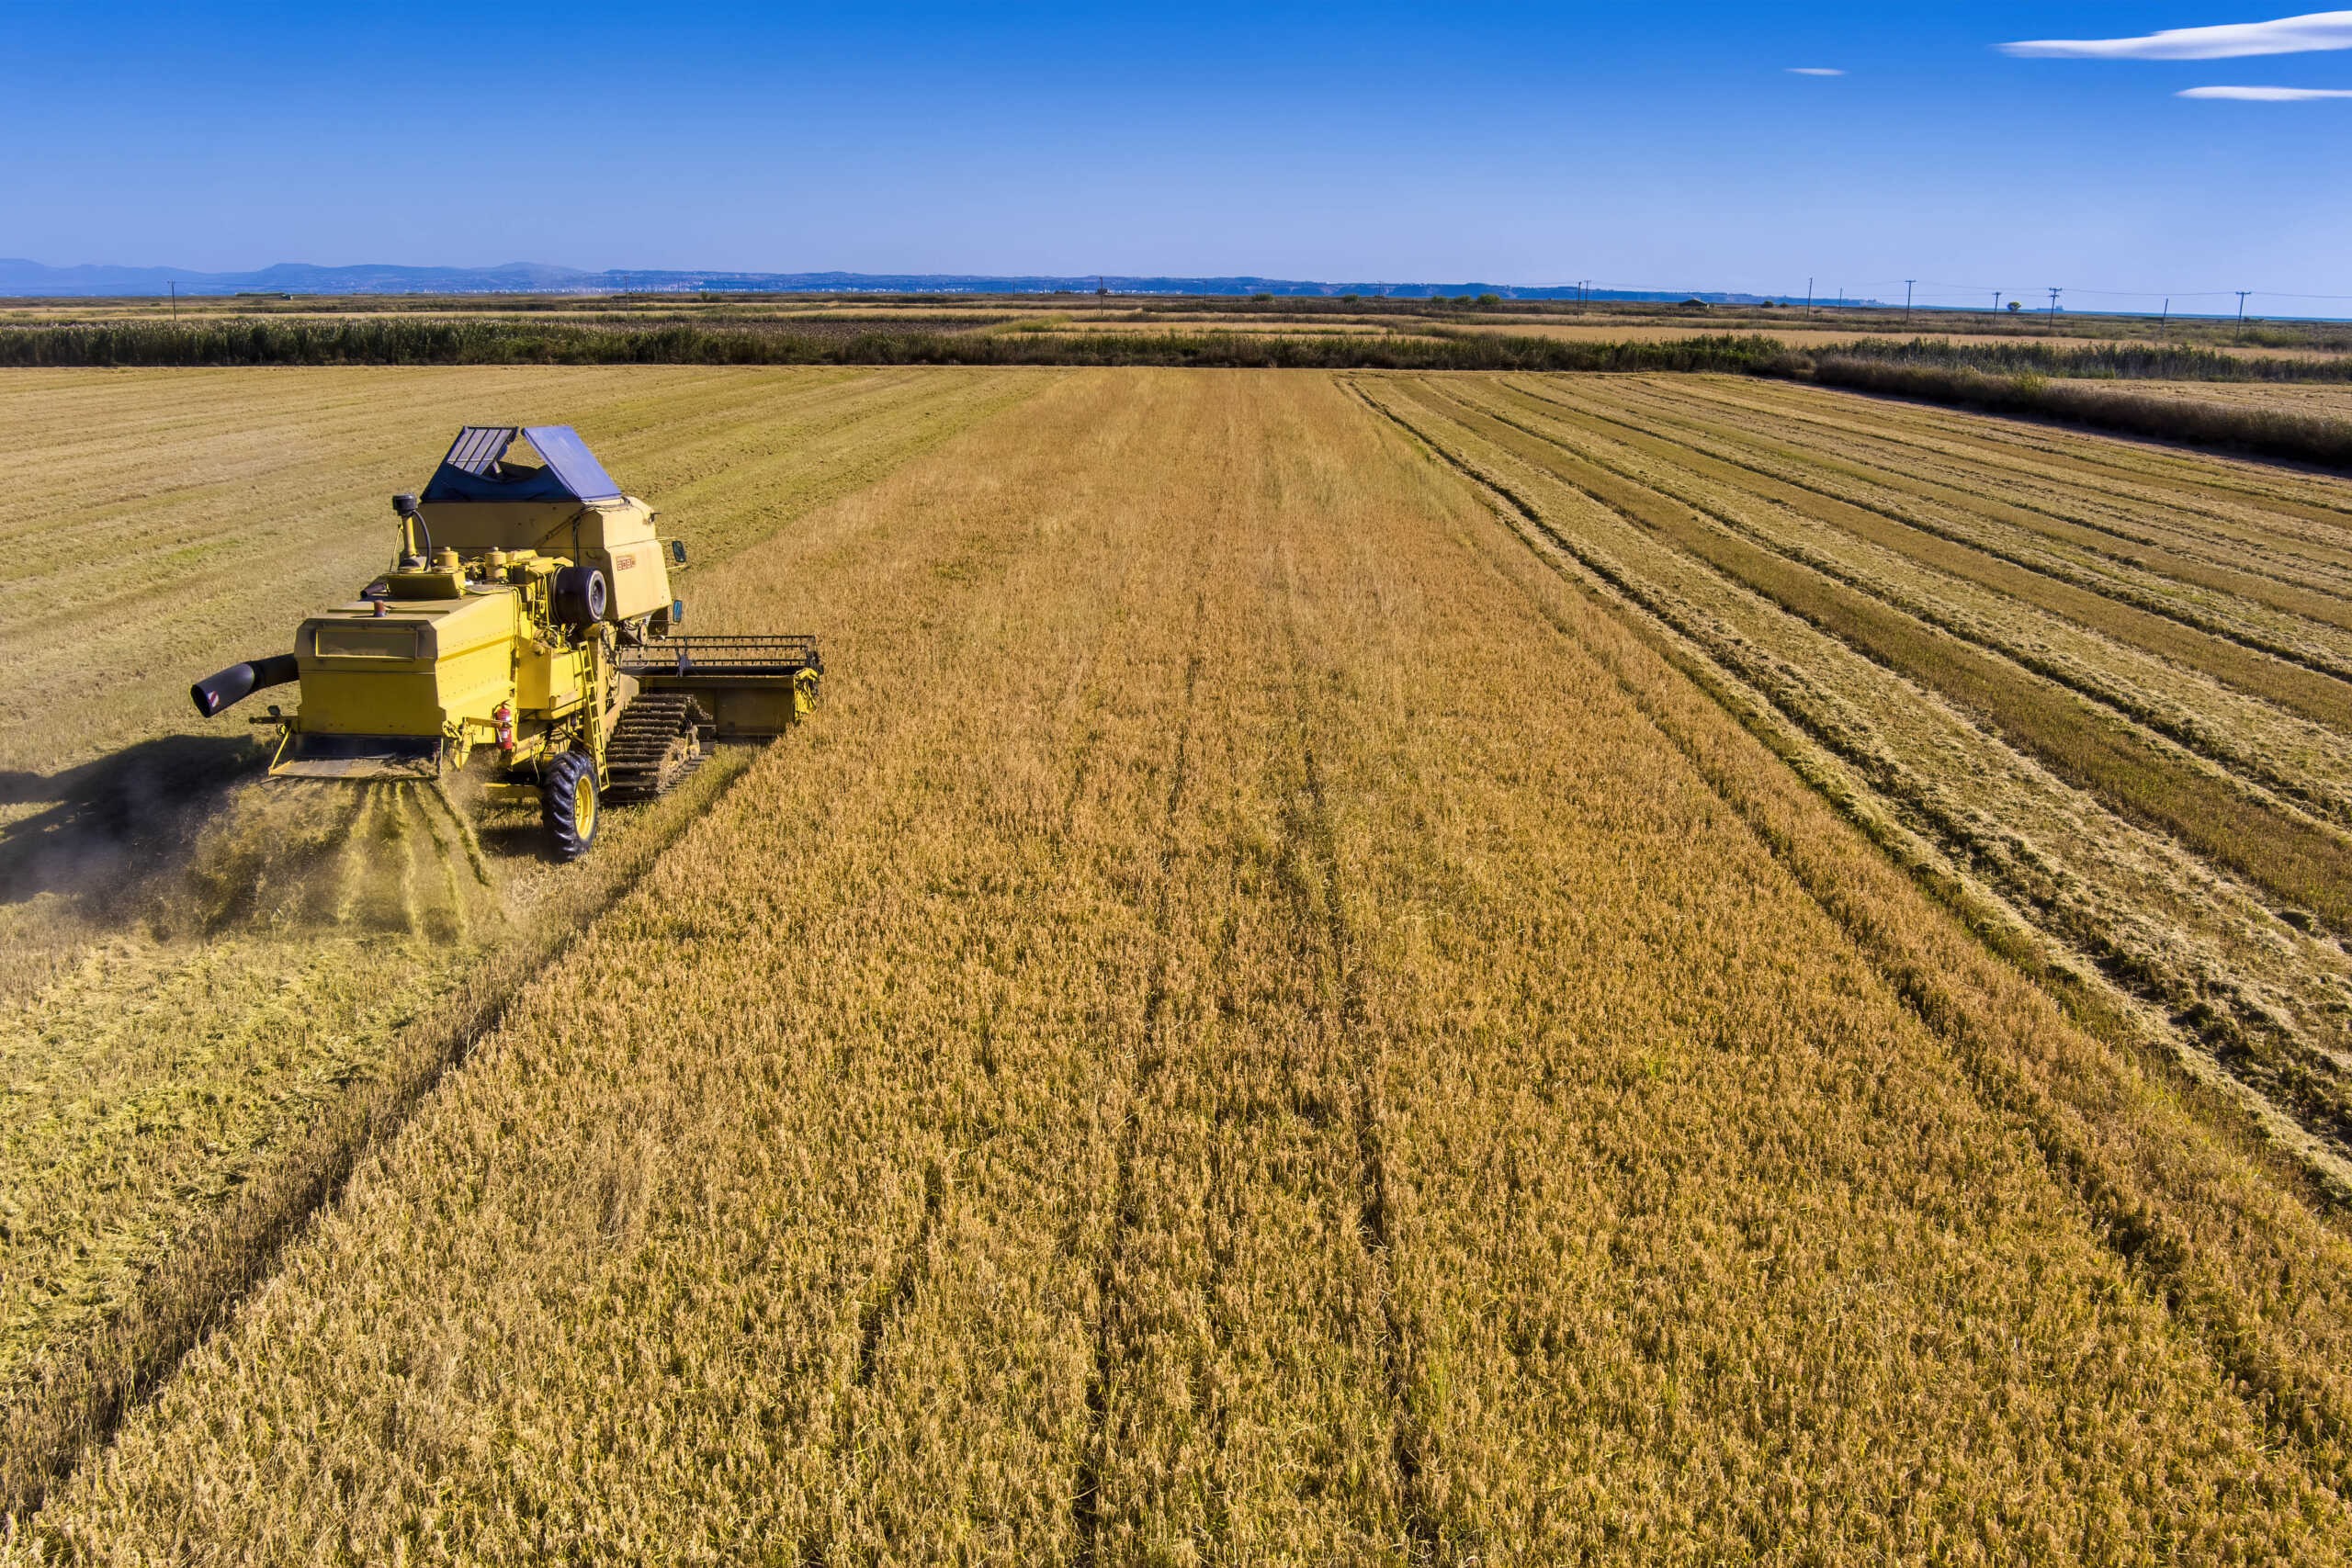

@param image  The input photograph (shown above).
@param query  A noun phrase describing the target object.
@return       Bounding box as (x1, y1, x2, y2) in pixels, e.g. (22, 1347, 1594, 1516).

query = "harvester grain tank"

(191, 425, 821, 858)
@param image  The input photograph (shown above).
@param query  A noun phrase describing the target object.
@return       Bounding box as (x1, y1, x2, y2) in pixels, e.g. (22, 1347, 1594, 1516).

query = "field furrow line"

(1069, 389, 1405, 1560)
(1070, 581, 1204, 1566)
(1275, 544, 1436, 1559)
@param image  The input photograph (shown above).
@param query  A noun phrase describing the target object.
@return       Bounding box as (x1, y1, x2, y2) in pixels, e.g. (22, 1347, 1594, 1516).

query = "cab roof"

(420, 425, 624, 505)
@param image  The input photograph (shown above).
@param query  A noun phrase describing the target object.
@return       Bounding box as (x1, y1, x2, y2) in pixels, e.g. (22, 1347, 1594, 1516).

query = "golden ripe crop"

(0, 365, 1047, 1511)
(10, 367, 2352, 1559)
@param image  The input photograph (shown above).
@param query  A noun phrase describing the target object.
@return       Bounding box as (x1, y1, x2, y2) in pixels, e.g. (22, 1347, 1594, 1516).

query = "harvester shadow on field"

(0, 735, 264, 916)
(0, 734, 503, 939)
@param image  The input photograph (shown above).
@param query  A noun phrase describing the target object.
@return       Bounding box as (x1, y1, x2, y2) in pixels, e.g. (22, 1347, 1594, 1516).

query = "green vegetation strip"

(1403, 379, 2352, 935)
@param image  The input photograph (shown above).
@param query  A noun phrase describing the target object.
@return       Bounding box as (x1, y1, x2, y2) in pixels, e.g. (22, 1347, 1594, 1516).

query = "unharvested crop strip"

(1626, 411, 2352, 698)
(1571, 374, 2352, 582)
(1524, 378, 2352, 682)
(1690, 369, 2352, 525)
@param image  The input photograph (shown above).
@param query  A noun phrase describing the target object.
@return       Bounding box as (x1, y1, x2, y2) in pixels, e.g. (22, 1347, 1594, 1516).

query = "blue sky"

(5, 3, 2349, 307)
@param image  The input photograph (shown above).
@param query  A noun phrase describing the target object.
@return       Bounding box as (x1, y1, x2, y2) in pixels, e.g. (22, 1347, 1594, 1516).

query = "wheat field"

(0, 367, 1052, 1509)
(8, 368, 2352, 1560)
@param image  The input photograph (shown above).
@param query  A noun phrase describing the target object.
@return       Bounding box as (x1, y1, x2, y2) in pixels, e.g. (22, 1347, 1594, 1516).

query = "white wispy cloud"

(2005, 9, 2352, 59)
(1786, 67, 1845, 76)
(2179, 83, 2352, 96)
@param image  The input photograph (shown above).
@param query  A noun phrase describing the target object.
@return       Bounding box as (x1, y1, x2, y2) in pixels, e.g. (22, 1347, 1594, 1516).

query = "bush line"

(0, 319, 1804, 373)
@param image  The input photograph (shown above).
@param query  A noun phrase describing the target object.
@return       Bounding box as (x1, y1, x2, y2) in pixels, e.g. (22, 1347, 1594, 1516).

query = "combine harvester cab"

(191, 424, 822, 859)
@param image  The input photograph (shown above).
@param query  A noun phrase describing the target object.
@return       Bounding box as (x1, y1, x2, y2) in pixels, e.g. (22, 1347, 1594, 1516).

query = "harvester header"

(191, 424, 821, 859)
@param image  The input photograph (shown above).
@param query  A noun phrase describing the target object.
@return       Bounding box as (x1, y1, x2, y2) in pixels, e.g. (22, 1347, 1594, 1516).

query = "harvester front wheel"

(543, 750, 601, 861)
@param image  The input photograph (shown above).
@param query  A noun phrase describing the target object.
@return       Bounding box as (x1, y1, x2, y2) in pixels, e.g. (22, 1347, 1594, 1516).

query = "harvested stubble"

(18, 370, 2352, 1562)
(0, 366, 1049, 1515)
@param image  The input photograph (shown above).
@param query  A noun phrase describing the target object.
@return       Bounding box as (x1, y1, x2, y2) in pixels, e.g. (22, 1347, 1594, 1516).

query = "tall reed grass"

(1813, 355, 2352, 468)
(1819, 335, 2352, 384)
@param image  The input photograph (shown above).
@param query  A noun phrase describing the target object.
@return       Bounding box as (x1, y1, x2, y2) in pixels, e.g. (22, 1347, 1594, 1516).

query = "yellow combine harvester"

(192, 425, 821, 859)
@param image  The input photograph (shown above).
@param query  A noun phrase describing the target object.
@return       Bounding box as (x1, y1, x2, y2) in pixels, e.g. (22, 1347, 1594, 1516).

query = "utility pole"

(2236, 289, 2253, 328)
(1904, 279, 1915, 328)
(169, 280, 176, 321)
(2047, 287, 2062, 322)
(1991, 288, 2002, 316)
(2159, 298, 2170, 336)
(1804, 277, 1813, 320)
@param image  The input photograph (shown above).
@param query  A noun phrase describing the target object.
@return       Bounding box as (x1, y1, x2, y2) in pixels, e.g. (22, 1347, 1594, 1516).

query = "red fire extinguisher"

(493, 701, 515, 754)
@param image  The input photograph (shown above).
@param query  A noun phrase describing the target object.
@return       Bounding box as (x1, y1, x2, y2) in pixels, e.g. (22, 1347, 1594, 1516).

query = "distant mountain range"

(0, 257, 1824, 305)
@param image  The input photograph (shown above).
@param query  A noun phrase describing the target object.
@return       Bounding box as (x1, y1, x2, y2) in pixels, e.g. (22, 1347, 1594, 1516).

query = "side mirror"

(669, 540, 687, 566)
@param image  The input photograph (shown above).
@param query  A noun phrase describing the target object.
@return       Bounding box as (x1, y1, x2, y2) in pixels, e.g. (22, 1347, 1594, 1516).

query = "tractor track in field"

(1273, 540, 1438, 1561)
(1353, 378, 2352, 1473)
(0, 744, 763, 1524)
(1071, 581, 1205, 1568)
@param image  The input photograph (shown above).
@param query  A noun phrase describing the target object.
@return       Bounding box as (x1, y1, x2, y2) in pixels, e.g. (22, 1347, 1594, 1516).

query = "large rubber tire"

(553, 565, 608, 628)
(542, 749, 601, 861)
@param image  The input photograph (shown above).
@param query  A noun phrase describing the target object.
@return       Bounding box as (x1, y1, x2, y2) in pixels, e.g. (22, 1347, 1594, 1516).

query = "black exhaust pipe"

(191, 653, 300, 718)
